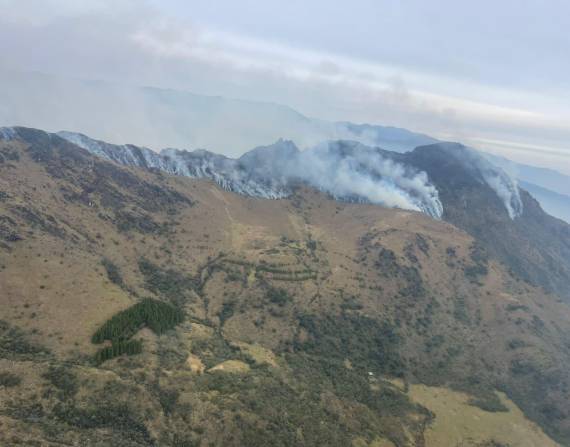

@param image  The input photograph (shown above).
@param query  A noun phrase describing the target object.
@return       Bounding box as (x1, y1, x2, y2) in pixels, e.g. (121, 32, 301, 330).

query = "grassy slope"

(1, 134, 569, 446)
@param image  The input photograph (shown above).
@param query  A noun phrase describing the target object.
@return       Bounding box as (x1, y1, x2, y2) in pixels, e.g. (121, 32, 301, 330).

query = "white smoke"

(299, 150, 422, 210)
(441, 142, 523, 219)
(55, 129, 444, 218)
(0, 126, 17, 141)
(247, 140, 444, 218)
(294, 143, 443, 217)
(468, 150, 523, 219)
(480, 170, 523, 219)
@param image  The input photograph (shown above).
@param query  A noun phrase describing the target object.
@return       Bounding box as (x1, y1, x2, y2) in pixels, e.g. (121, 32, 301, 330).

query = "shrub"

(266, 288, 291, 306)
(0, 371, 21, 387)
(138, 258, 195, 306)
(157, 387, 180, 415)
(52, 401, 152, 444)
(218, 301, 236, 326)
(295, 313, 403, 376)
(468, 394, 509, 412)
(510, 359, 537, 376)
(506, 303, 529, 312)
(42, 366, 78, 399)
(464, 242, 489, 283)
(306, 240, 317, 251)
(101, 258, 123, 286)
(340, 298, 363, 311)
(464, 264, 489, 280)
(0, 320, 49, 358)
(453, 296, 470, 324)
(507, 339, 527, 350)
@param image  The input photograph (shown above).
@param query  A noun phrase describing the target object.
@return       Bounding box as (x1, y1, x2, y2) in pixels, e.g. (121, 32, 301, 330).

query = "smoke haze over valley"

(2, 69, 568, 222)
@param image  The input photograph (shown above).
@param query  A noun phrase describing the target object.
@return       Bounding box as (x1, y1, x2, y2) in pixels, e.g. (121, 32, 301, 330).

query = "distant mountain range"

(519, 181, 570, 224)
(0, 68, 568, 223)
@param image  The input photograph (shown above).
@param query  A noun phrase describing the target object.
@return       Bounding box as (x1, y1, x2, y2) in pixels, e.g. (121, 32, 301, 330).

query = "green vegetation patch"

(91, 298, 184, 364)
(94, 340, 143, 365)
(221, 258, 317, 282)
(92, 298, 184, 344)
(295, 313, 403, 376)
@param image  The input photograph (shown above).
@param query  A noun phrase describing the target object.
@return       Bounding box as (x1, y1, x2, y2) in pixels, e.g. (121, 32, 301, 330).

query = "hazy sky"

(1, 0, 569, 172)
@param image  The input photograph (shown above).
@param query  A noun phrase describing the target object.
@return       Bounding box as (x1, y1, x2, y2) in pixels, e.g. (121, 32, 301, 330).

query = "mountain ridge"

(1, 68, 568, 222)
(4, 126, 569, 301)
(53, 129, 526, 221)
(56, 130, 444, 217)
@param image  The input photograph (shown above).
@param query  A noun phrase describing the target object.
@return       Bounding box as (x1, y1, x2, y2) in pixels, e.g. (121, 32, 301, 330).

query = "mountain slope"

(519, 180, 570, 224)
(53, 129, 570, 301)
(405, 142, 570, 301)
(56, 131, 444, 218)
(1, 128, 570, 446)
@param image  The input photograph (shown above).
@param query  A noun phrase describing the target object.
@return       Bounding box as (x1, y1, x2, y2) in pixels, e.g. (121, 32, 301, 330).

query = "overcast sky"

(1, 0, 569, 172)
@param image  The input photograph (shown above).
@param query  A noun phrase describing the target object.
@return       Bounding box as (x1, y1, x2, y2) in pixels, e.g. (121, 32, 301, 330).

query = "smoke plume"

(439, 143, 523, 219)
(238, 140, 443, 218)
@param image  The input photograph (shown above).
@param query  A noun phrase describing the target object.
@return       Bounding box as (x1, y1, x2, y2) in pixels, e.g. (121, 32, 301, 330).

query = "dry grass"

(1, 138, 569, 445)
(408, 384, 559, 447)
